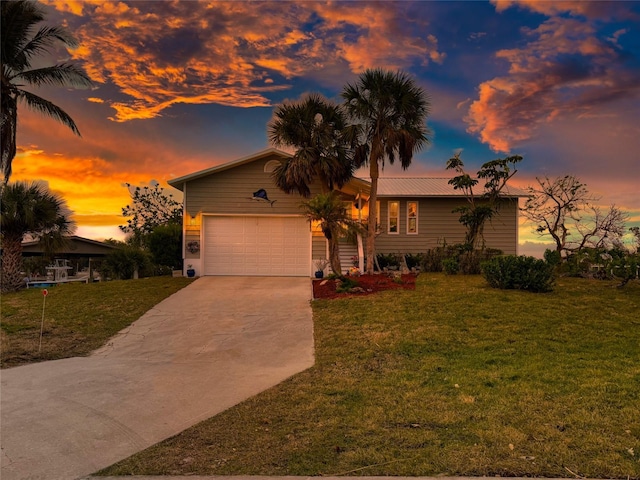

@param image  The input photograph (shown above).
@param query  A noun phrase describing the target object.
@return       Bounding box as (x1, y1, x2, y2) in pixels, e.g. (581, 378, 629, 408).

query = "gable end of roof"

(168, 148, 292, 190)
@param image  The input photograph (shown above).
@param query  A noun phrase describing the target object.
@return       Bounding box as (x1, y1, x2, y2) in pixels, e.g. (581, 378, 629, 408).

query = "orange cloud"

(465, 16, 639, 152)
(45, 1, 441, 122)
(313, 2, 445, 73)
(9, 144, 186, 231)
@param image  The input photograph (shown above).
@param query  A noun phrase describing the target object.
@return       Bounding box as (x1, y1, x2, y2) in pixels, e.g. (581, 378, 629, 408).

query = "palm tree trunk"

(319, 175, 343, 276)
(1, 234, 26, 292)
(366, 158, 379, 274)
(1, 93, 18, 187)
(328, 235, 342, 276)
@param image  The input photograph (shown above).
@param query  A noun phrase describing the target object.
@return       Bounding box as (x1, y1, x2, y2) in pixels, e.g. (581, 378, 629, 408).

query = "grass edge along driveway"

(100, 274, 640, 478)
(1, 276, 194, 368)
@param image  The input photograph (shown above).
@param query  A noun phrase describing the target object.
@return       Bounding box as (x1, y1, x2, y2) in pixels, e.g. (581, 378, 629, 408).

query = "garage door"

(203, 216, 311, 276)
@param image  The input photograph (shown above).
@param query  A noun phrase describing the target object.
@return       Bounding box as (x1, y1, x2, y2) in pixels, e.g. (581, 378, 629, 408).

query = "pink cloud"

(465, 15, 639, 153)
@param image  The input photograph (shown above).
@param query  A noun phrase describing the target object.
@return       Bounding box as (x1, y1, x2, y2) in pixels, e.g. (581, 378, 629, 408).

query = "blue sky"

(12, 1, 640, 254)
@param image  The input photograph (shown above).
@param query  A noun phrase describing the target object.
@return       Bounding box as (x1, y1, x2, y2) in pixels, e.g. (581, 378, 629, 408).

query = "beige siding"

(483, 198, 519, 254)
(374, 197, 518, 255)
(312, 233, 327, 262)
(184, 153, 321, 216)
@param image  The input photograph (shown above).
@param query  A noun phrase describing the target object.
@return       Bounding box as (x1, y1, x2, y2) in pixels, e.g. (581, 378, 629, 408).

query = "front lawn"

(0, 276, 193, 368)
(100, 274, 640, 478)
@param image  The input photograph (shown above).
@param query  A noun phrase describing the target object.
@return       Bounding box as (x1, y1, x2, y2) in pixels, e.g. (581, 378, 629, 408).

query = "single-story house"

(21, 235, 119, 258)
(168, 148, 528, 277)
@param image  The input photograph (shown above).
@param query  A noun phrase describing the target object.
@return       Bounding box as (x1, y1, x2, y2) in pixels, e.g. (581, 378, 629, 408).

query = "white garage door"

(203, 216, 311, 276)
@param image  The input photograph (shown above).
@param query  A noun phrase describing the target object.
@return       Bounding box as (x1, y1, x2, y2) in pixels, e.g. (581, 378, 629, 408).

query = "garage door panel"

(204, 216, 310, 276)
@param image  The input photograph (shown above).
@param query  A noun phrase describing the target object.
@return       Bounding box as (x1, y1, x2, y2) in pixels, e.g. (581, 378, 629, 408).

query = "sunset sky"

(11, 0, 640, 255)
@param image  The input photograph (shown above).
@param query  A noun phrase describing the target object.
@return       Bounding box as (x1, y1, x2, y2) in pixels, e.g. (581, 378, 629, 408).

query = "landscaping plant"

(481, 255, 555, 292)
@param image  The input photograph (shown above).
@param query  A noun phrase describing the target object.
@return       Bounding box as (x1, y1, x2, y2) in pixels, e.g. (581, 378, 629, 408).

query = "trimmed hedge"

(482, 255, 555, 292)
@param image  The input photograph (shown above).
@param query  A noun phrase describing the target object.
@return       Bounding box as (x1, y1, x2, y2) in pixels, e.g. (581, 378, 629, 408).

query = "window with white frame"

(388, 201, 399, 234)
(407, 201, 418, 234)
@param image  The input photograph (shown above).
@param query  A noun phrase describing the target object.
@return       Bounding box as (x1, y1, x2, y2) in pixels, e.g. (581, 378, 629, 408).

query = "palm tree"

(1, 181, 75, 292)
(1, 0, 92, 186)
(268, 93, 355, 274)
(342, 69, 431, 273)
(300, 192, 361, 276)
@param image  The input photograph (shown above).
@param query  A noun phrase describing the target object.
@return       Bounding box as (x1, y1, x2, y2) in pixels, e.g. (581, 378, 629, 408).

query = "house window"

(388, 201, 399, 234)
(407, 201, 418, 234)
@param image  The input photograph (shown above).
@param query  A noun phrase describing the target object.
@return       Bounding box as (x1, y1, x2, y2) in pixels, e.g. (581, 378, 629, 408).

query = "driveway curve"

(1, 277, 313, 480)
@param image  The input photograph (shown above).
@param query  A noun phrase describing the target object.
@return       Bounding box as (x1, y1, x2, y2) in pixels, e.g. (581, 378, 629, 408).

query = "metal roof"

(375, 177, 530, 197)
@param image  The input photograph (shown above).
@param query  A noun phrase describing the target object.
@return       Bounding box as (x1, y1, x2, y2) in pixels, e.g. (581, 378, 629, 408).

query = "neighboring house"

(168, 149, 528, 277)
(21, 235, 119, 259)
(20, 235, 119, 281)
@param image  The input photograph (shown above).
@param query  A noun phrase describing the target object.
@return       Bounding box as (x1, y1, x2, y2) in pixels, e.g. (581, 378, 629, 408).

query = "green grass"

(100, 274, 640, 478)
(1, 276, 193, 368)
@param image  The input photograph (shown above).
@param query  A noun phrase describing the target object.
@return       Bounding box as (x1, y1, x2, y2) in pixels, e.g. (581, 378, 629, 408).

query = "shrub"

(443, 257, 459, 275)
(482, 255, 555, 292)
(336, 277, 359, 293)
(421, 247, 446, 272)
(544, 249, 561, 268)
(404, 253, 423, 270)
(375, 253, 400, 271)
(22, 257, 51, 277)
(458, 248, 503, 274)
(421, 244, 503, 274)
(101, 246, 152, 280)
(611, 253, 639, 287)
(147, 223, 182, 270)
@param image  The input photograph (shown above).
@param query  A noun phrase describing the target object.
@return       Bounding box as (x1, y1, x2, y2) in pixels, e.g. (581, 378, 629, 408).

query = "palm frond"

(21, 25, 79, 60)
(13, 63, 92, 88)
(1, 1, 45, 68)
(268, 93, 354, 195)
(17, 89, 81, 136)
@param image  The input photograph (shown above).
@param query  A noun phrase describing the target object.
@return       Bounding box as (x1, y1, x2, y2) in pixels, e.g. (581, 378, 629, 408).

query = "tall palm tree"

(1, 181, 75, 292)
(342, 69, 431, 273)
(268, 93, 355, 274)
(1, 0, 92, 186)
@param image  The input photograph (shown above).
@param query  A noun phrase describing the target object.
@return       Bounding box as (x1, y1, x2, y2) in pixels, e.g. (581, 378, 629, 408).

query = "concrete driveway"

(1, 277, 313, 480)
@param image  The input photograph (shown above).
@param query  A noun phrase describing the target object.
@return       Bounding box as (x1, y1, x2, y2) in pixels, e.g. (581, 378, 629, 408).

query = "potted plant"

(186, 264, 196, 278)
(314, 258, 329, 279)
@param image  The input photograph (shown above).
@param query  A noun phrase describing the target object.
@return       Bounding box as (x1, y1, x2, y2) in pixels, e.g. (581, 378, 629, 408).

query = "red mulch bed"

(312, 273, 417, 300)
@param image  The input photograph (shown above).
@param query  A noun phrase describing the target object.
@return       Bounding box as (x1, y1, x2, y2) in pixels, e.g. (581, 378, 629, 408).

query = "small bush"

(101, 247, 152, 280)
(375, 253, 400, 271)
(404, 253, 423, 270)
(443, 257, 459, 275)
(482, 255, 555, 292)
(421, 244, 502, 274)
(544, 249, 561, 268)
(336, 277, 359, 293)
(458, 248, 503, 274)
(421, 247, 446, 272)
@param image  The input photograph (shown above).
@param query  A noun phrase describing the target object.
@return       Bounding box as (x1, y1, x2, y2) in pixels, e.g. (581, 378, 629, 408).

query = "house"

(21, 235, 119, 259)
(20, 235, 119, 284)
(168, 149, 528, 277)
